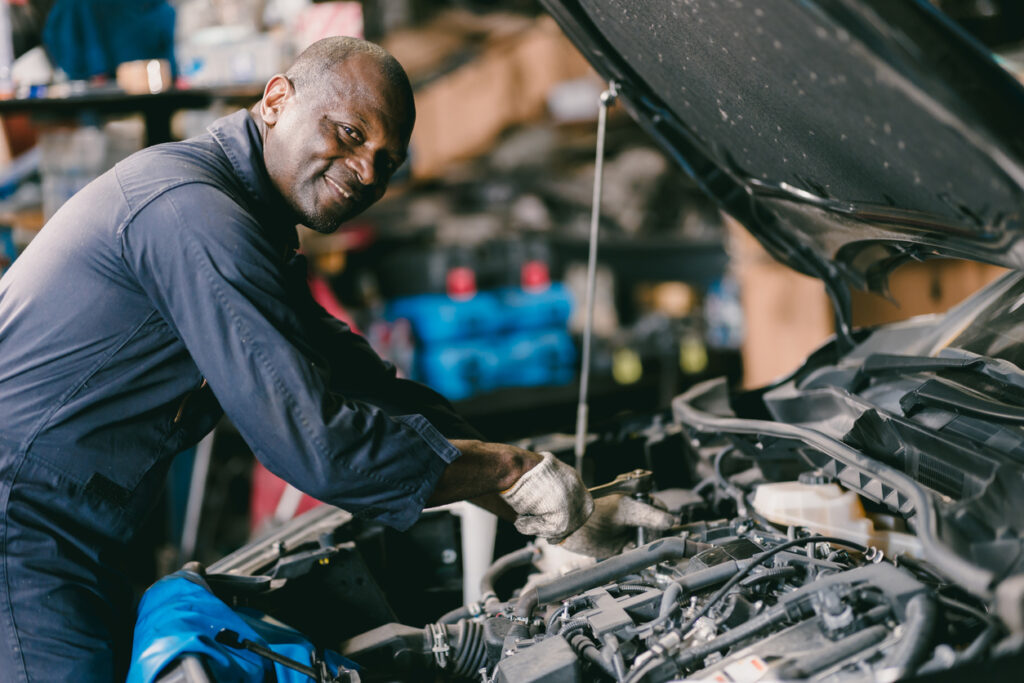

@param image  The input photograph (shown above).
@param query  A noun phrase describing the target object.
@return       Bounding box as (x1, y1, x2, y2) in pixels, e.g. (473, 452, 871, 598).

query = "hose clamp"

(429, 623, 450, 669)
(865, 546, 885, 564)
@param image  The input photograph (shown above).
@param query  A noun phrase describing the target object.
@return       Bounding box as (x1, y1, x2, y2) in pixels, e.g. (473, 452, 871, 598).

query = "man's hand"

(558, 494, 676, 559)
(430, 440, 676, 559)
(499, 451, 594, 539)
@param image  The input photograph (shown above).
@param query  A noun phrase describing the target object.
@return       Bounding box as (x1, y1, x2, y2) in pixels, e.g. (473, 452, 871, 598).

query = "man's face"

(260, 54, 412, 233)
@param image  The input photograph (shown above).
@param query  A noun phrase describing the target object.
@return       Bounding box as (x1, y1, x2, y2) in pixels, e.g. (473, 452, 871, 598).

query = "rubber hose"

(440, 546, 537, 625)
(603, 633, 627, 682)
(675, 599, 813, 668)
(623, 655, 665, 683)
(881, 594, 936, 678)
(558, 619, 591, 638)
(438, 605, 472, 625)
(610, 584, 660, 595)
(658, 582, 683, 622)
(569, 633, 619, 681)
(738, 566, 798, 587)
(777, 624, 889, 678)
(635, 559, 752, 631)
(446, 619, 489, 680)
(945, 623, 997, 667)
(675, 560, 753, 593)
(481, 546, 537, 599)
(513, 586, 539, 620)
(933, 594, 999, 665)
(862, 604, 894, 623)
(535, 537, 714, 605)
(503, 586, 539, 655)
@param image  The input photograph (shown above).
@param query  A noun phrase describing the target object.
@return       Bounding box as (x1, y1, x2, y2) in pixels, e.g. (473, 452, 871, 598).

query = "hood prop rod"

(575, 81, 618, 474)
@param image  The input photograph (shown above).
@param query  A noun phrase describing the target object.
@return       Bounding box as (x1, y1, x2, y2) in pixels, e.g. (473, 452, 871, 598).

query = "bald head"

(286, 37, 415, 128)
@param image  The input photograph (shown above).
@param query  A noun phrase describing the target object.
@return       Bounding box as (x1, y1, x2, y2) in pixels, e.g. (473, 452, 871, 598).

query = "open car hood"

(540, 0, 1024, 331)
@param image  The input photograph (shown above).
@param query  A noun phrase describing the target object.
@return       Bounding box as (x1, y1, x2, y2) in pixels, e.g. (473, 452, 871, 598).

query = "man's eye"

(341, 126, 361, 142)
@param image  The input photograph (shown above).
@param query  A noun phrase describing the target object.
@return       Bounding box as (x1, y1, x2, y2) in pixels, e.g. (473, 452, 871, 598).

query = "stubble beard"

(302, 209, 343, 234)
(297, 187, 347, 234)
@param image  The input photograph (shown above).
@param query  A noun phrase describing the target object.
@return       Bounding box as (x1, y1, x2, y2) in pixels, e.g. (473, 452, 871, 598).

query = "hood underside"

(541, 0, 1024, 330)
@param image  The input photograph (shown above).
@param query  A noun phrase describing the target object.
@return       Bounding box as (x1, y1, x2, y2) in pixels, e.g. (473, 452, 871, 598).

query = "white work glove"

(500, 452, 594, 539)
(559, 494, 677, 559)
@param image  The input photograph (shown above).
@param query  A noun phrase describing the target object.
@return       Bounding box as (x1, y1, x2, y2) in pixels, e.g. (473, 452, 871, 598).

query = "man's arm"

(425, 440, 538, 520)
(286, 259, 535, 519)
(285, 254, 485, 441)
(121, 186, 461, 531)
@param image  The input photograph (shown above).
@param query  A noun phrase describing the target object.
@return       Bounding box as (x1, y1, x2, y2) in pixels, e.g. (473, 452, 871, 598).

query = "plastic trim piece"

(672, 378, 995, 599)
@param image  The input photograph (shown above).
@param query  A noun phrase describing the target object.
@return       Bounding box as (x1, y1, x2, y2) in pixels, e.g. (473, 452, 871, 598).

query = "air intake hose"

(425, 619, 489, 680)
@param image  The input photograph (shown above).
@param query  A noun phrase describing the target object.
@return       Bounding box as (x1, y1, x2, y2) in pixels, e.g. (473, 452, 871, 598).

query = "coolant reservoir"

(752, 482, 921, 558)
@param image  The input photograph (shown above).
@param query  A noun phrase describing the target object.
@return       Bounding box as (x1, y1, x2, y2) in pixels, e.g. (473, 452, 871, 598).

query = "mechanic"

(0, 37, 673, 682)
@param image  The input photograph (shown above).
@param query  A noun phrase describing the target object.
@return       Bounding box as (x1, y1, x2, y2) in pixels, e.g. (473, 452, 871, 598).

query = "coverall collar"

(208, 109, 300, 255)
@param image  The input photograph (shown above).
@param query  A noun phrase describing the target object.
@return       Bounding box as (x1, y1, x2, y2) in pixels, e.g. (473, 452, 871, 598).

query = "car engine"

(333, 424, 1003, 682)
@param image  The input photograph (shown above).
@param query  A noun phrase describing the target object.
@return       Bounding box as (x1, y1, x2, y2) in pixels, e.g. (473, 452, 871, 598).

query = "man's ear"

(259, 74, 294, 126)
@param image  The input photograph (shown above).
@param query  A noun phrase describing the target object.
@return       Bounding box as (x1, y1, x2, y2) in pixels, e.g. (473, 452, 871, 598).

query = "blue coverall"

(0, 110, 477, 681)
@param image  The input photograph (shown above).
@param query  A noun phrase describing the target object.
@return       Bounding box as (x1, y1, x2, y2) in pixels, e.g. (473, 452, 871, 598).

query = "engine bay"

(332, 440, 1002, 682)
(188, 380, 1018, 682)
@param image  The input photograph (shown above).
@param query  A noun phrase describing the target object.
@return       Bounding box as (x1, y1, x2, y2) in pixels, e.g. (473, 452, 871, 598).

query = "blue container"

(415, 340, 501, 401)
(127, 571, 355, 683)
(499, 329, 577, 389)
(498, 283, 574, 333)
(0, 226, 16, 277)
(386, 292, 502, 344)
(704, 276, 744, 349)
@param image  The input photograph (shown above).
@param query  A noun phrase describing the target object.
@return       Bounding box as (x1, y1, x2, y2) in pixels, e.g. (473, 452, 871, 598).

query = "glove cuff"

(500, 452, 593, 539)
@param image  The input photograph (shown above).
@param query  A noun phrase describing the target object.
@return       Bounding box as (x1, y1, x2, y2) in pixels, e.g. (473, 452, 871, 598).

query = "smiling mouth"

(325, 175, 361, 204)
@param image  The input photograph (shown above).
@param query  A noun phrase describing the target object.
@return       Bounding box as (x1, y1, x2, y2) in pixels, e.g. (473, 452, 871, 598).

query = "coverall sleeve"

(119, 184, 459, 530)
(282, 255, 485, 441)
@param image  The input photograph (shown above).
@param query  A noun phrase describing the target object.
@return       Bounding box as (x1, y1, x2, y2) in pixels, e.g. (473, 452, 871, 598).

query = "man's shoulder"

(114, 133, 242, 210)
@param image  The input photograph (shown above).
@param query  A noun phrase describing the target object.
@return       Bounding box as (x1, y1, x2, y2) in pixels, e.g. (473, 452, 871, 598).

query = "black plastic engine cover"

(495, 636, 581, 683)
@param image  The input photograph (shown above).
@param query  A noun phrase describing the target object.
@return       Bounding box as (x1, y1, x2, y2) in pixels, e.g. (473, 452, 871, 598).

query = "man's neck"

(248, 105, 268, 144)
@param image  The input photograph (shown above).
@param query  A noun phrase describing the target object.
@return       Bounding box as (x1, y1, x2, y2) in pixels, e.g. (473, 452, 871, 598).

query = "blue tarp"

(127, 570, 357, 682)
(43, 0, 176, 80)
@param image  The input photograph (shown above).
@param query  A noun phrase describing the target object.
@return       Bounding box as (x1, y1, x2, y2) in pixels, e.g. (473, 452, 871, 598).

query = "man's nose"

(347, 152, 376, 188)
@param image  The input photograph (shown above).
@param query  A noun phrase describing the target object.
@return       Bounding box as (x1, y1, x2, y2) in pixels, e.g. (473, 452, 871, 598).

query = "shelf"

(549, 235, 727, 287)
(453, 375, 665, 442)
(0, 84, 266, 144)
(452, 347, 742, 441)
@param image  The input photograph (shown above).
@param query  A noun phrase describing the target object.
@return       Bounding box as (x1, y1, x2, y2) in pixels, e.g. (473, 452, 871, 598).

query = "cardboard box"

(851, 259, 1006, 328)
(408, 15, 596, 179)
(727, 215, 1007, 388)
(382, 10, 535, 83)
(726, 216, 834, 389)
